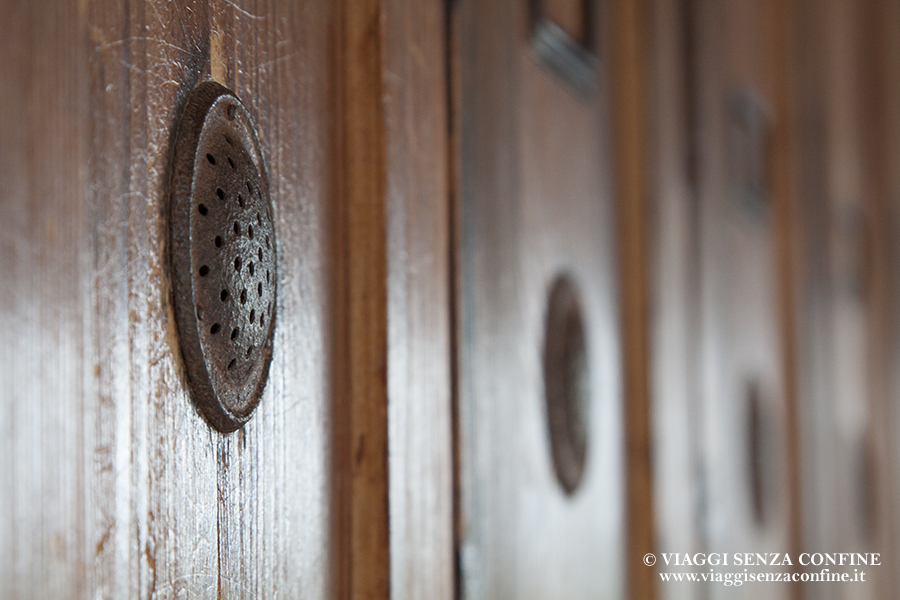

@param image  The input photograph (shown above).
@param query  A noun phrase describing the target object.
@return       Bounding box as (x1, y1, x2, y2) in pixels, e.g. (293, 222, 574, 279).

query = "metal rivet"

(169, 81, 276, 433)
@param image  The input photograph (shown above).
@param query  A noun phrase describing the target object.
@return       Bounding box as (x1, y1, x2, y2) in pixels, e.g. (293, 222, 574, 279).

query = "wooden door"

(648, 1, 802, 598)
(451, 1, 626, 598)
(790, 0, 899, 598)
(0, 0, 453, 598)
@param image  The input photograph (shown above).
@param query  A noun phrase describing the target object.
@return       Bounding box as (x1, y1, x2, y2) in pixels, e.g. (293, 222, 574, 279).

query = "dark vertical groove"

(444, 0, 462, 599)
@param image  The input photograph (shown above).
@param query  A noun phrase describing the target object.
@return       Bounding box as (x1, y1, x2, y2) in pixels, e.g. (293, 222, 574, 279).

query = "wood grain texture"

(453, 0, 625, 598)
(382, 1, 455, 599)
(2, 0, 337, 597)
(1, 0, 457, 596)
(333, 0, 391, 597)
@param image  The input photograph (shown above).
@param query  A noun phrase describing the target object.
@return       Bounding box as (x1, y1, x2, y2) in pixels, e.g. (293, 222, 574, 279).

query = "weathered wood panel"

(1, 0, 456, 597)
(2, 0, 337, 597)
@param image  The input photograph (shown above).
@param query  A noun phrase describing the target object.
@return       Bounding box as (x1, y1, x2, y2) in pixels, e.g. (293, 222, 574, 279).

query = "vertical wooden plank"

(783, 1, 900, 598)
(647, 1, 706, 598)
(789, 5, 844, 599)
(685, 0, 799, 597)
(382, 1, 455, 599)
(828, 2, 894, 598)
(86, 2, 222, 595)
(0, 1, 90, 597)
(210, 1, 336, 598)
(767, 0, 804, 583)
(650, 1, 806, 598)
(333, 0, 391, 598)
(882, 1, 900, 596)
(608, 1, 656, 599)
(850, 1, 894, 597)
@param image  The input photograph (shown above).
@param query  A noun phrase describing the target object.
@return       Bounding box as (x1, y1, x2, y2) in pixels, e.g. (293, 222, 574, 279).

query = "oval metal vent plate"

(169, 81, 276, 433)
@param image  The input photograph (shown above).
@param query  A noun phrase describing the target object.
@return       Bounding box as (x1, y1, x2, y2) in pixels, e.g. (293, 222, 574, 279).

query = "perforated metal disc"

(169, 81, 276, 433)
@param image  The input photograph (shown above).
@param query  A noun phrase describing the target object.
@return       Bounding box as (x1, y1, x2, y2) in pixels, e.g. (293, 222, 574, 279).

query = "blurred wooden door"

(790, 1, 900, 598)
(649, 1, 801, 599)
(451, 0, 626, 598)
(650, 1, 900, 600)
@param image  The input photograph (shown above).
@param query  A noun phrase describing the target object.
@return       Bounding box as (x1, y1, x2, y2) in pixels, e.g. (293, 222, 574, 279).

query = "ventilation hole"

(207, 153, 216, 165)
(543, 275, 589, 495)
(857, 438, 877, 540)
(267, 301, 272, 313)
(217, 188, 225, 200)
(199, 265, 210, 277)
(215, 236, 223, 248)
(227, 157, 235, 169)
(249, 309, 256, 323)
(247, 182, 252, 194)
(231, 327, 239, 340)
(210, 323, 220, 334)
(266, 270, 270, 284)
(228, 358, 236, 370)
(198, 204, 208, 215)
(260, 314, 265, 327)
(220, 289, 229, 302)
(234, 256, 242, 272)
(224, 134, 234, 146)
(258, 248, 263, 261)
(240, 289, 248, 304)
(746, 380, 769, 526)
(246, 345, 253, 357)
(256, 212, 262, 225)
(249, 262, 255, 276)
(248, 224, 254, 239)
(225, 104, 236, 120)
(258, 282, 263, 297)
(238, 194, 245, 208)
(234, 222, 240, 235)
(266, 235, 270, 249)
